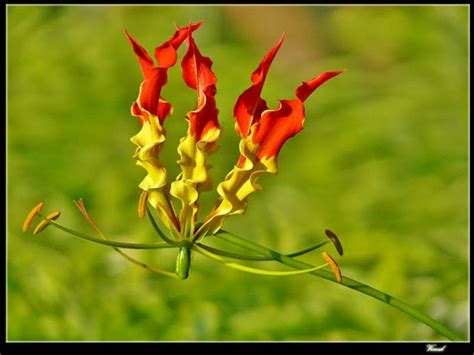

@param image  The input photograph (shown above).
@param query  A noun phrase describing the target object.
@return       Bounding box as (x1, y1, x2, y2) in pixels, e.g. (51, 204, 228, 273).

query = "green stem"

(215, 230, 464, 341)
(48, 221, 177, 250)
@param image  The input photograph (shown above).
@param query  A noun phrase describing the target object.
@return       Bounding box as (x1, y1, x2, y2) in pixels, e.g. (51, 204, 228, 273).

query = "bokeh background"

(7, 5, 468, 341)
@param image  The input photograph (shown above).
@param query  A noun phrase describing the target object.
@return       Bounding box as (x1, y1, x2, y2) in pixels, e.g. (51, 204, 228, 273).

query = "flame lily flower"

(23, 22, 344, 281)
(20, 24, 465, 341)
(170, 27, 221, 239)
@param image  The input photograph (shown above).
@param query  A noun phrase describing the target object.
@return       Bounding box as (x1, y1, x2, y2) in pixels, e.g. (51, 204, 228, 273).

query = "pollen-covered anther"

(325, 229, 343, 256)
(33, 211, 61, 236)
(138, 190, 149, 219)
(22, 202, 45, 232)
(322, 251, 342, 282)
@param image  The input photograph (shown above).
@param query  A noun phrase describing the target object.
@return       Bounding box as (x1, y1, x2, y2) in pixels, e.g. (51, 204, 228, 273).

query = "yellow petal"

(199, 137, 278, 236)
(130, 114, 179, 232)
(171, 128, 220, 237)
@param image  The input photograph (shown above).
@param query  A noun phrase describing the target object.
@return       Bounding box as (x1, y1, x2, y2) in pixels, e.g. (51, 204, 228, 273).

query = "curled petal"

(154, 21, 204, 68)
(181, 32, 219, 140)
(135, 68, 169, 122)
(233, 35, 284, 137)
(253, 70, 344, 160)
(125, 31, 169, 123)
(172, 29, 220, 237)
(252, 99, 305, 160)
(199, 140, 275, 236)
(204, 68, 343, 234)
(130, 116, 180, 232)
(190, 93, 219, 141)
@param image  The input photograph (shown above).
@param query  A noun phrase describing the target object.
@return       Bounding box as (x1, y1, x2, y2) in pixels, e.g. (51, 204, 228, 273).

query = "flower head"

(126, 24, 342, 238)
(23, 21, 344, 281)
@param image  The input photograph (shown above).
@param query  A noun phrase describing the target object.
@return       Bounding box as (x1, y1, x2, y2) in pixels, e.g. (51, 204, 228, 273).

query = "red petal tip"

(295, 70, 344, 102)
(233, 35, 285, 138)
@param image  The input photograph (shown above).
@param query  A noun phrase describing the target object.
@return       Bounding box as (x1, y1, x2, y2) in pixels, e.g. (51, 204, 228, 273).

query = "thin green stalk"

(197, 241, 329, 261)
(193, 244, 328, 276)
(47, 220, 177, 250)
(215, 230, 464, 341)
(73, 201, 177, 277)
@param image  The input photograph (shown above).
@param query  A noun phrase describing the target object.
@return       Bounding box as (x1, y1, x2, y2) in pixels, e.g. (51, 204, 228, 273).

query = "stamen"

(325, 229, 344, 256)
(22, 202, 44, 232)
(74, 198, 102, 234)
(322, 251, 342, 282)
(33, 211, 61, 236)
(138, 191, 148, 219)
(47, 218, 176, 249)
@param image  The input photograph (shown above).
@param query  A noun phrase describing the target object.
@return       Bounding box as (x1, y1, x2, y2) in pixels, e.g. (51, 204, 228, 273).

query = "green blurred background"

(7, 5, 468, 341)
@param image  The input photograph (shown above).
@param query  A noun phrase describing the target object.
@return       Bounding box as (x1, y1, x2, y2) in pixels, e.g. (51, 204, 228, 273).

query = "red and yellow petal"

(154, 21, 203, 68)
(233, 35, 284, 137)
(134, 68, 168, 121)
(200, 139, 271, 236)
(296, 70, 345, 102)
(181, 31, 219, 140)
(202, 66, 343, 235)
(171, 28, 221, 237)
(252, 99, 305, 160)
(253, 70, 344, 160)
